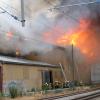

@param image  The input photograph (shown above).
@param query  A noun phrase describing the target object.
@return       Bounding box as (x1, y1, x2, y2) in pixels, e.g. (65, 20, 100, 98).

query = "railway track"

(73, 92, 100, 100)
(39, 89, 100, 100)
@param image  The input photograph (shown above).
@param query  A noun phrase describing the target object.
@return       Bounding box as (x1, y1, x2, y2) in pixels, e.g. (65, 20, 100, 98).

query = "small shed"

(0, 55, 62, 93)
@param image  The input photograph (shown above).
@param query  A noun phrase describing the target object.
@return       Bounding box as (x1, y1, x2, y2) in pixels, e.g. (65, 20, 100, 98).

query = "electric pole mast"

(21, 0, 25, 27)
(72, 44, 75, 81)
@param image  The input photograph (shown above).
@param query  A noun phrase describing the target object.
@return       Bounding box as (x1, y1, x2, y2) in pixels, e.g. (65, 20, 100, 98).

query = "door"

(0, 66, 3, 92)
(42, 70, 53, 84)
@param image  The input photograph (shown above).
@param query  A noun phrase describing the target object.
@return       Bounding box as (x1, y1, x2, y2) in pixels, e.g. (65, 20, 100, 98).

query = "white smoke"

(0, 0, 60, 55)
(0, 0, 99, 56)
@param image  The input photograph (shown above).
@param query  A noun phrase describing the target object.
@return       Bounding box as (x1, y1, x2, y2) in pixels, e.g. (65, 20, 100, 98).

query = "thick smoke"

(45, 0, 100, 59)
(0, 0, 60, 55)
(0, 0, 100, 58)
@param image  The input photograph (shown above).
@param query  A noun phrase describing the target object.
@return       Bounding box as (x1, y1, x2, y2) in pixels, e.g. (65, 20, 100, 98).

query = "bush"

(0, 92, 4, 97)
(63, 82, 69, 88)
(42, 83, 49, 91)
(9, 86, 18, 98)
(31, 88, 35, 92)
(74, 80, 80, 86)
(54, 81, 62, 89)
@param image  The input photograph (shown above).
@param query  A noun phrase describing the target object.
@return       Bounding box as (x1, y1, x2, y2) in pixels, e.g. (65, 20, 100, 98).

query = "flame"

(16, 49, 20, 56)
(56, 32, 80, 46)
(43, 18, 99, 59)
(71, 40, 76, 46)
(6, 32, 13, 40)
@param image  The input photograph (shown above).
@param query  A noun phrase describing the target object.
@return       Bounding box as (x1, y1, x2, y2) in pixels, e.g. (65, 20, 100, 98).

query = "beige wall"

(3, 64, 42, 92)
(2, 64, 62, 93)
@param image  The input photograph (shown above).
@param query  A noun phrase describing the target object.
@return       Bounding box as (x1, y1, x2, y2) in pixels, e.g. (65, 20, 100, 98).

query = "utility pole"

(21, 0, 25, 27)
(72, 44, 75, 81)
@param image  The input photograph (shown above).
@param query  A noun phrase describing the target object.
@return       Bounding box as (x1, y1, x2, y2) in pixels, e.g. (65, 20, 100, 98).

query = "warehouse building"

(0, 55, 62, 93)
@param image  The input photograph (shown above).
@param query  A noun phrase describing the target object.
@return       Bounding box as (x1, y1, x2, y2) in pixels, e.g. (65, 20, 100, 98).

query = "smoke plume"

(0, 0, 100, 59)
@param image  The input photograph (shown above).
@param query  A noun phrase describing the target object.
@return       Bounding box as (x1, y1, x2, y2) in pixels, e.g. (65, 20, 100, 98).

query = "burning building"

(37, 1, 100, 84)
(0, 0, 100, 94)
(0, 55, 61, 93)
(27, 1, 100, 83)
(27, 45, 91, 83)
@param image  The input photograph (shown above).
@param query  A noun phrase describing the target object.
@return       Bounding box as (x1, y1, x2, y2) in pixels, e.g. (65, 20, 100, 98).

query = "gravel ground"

(0, 97, 36, 100)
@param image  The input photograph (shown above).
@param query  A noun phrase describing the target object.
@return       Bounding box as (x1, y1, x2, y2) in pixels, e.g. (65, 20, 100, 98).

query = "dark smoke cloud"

(0, 0, 100, 58)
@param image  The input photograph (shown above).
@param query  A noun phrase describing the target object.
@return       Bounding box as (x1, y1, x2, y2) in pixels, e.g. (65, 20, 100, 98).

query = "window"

(42, 71, 53, 84)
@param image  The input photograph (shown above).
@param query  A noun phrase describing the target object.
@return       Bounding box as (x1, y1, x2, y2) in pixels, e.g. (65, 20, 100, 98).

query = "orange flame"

(43, 18, 98, 58)
(6, 32, 13, 40)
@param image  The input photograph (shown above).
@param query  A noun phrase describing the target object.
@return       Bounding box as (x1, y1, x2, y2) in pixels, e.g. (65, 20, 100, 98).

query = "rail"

(73, 90, 100, 100)
(38, 88, 100, 100)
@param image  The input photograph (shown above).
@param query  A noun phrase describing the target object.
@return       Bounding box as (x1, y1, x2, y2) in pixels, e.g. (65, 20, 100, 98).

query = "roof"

(0, 55, 59, 68)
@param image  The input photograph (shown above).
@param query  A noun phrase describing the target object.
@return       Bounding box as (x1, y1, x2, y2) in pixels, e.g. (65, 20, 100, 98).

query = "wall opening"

(42, 70, 53, 84)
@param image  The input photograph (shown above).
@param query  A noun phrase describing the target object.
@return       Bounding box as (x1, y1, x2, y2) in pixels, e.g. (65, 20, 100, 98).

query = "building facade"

(27, 46, 92, 84)
(0, 56, 62, 94)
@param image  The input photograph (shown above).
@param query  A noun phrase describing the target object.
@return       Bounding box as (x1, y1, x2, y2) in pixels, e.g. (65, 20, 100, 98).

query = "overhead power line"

(0, 0, 18, 12)
(0, 6, 21, 21)
(0, 5, 26, 27)
(49, 1, 99, 10)
(0, 0, 26, 27)
(0, 11, 6, 14)
(0, 0, 30, 19)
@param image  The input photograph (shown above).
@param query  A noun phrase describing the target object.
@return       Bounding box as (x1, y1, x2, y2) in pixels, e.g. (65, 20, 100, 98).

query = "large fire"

(44, 18, 100, 59)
